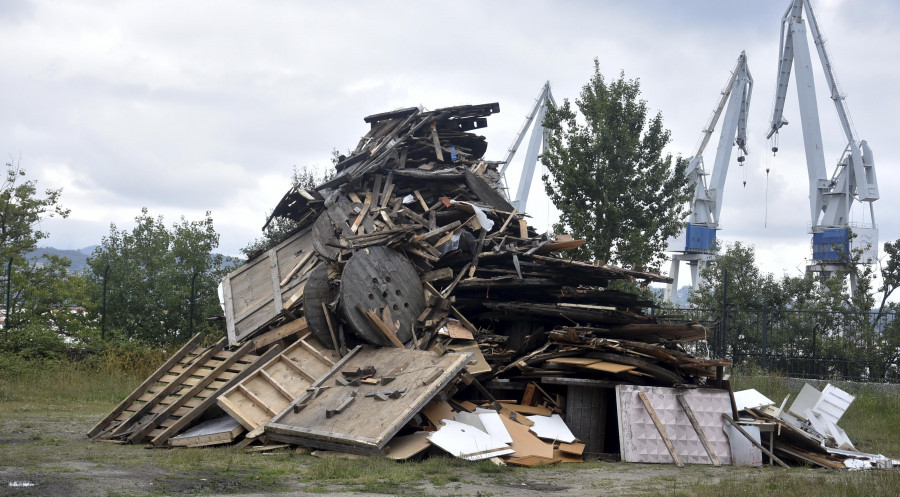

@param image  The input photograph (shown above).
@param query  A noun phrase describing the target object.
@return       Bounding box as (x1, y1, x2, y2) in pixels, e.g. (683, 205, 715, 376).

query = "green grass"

(670, 469, 900, 497)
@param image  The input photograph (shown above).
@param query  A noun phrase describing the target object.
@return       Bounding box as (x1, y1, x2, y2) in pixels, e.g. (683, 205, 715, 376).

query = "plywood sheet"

(616, 385, 733, 465)
(265, 346, 470, 454)
(499, 414, 553, 459)
(384, 432, 432, 460)
(169, 416, 244, 447)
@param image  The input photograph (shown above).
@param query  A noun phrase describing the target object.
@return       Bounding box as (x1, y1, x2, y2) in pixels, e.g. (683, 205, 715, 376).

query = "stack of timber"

(90, 102, 730, 463)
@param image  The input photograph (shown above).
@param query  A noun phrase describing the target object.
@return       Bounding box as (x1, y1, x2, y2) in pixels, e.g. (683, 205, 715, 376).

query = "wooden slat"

(676, 394, 720, 466)
(128, 341, 256, 443)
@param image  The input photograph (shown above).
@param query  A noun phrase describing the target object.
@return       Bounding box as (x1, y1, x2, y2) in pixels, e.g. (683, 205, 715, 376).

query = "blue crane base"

(684, 224, 717, 253)
(812, 228, 850, 262)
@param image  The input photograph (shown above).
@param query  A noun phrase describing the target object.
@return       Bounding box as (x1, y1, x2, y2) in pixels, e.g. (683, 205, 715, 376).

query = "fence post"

(762, 306, 769, 370)
(4, 258, 12, 330)
(101, 264, 110, 340)
(720, 269, 728, 358)
(188, 272, 199, 337)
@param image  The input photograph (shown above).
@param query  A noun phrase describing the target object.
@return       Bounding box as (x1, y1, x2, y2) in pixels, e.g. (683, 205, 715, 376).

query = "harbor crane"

(499, 82, 556, 213)
(766, 0, 879, 292)
(666, 52, 753, 303)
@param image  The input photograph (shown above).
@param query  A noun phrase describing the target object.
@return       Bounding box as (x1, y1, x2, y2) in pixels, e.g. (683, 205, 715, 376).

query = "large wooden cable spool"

(303, 262, 340, 349)
(338, 246, 425, 347)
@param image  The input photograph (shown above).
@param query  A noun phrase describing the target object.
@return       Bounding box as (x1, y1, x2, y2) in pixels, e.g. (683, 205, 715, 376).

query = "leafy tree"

(88, 208, 233, 345)
(0, 160, 69, 262)
(241, 164, 336, 258)
(875, 239, 900, 324)
(0, 161, 94, 357)
(541, 60, 691, 271)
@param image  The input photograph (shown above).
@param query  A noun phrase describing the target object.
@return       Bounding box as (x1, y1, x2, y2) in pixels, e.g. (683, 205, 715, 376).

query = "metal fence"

(657, 306, 900, 383)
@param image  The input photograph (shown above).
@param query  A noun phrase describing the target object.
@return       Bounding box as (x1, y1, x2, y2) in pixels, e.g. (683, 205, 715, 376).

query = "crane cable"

(765, 135, 776, 228)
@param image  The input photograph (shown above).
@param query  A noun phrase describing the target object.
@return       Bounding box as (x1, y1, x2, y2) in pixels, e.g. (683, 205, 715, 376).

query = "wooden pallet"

(218, 331, 339, 432)
(88, 334, 281, 446)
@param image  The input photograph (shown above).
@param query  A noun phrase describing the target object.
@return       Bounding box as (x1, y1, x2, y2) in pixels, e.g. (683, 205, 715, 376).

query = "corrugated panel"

(616, 385, 733, 465)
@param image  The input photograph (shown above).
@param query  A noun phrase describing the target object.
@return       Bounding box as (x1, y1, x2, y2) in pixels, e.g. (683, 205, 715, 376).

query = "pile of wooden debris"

(88, 102, 889, 469)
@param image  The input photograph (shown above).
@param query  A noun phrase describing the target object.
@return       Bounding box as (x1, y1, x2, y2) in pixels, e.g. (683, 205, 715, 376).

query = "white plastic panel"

(814, 383, 854, 425)
(616, 385, 733, 465)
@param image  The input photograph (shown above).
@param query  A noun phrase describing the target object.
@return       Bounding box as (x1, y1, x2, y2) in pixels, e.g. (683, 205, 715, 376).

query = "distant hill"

(26, 246, 97, 273)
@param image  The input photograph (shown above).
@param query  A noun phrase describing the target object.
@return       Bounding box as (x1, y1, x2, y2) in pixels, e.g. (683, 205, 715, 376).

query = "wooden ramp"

(265, 346, 470, 455)
(218, 331, 339, 432)
(87, 334, 281, 446)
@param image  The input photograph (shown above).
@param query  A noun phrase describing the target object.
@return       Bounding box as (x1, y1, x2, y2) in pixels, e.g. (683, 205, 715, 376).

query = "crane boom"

(666, 52, 752, 303)
(765, 0, 878, 284)
(499, 82, 556, 213)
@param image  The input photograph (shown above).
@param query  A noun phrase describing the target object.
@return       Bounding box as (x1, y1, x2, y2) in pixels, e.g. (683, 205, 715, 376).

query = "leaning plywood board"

(265, 346, 470, 455)
(615, 385, 733, 465)
(218, 331, 339, 431)
(169, 416, 244, 447)
(222, 226, 316, 344)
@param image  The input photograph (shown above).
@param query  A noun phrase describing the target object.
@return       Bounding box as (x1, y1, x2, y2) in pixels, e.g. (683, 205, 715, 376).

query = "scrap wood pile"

(88, 102, 892, 469)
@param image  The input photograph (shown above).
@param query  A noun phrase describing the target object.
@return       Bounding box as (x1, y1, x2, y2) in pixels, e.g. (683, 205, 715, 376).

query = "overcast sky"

(3, 0, 899, 290)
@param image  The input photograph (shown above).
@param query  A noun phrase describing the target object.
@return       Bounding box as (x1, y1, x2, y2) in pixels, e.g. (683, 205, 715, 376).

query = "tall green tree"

(88, 209, 233, 345)
(541, 60, 691, 271)
(0, 161, 93, 356)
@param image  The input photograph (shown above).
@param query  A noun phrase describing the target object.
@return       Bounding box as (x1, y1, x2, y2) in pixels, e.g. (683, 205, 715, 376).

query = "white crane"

(499, 82, 556, 213)
(666, 52, 753, 303)
(766, 0, 878, 291)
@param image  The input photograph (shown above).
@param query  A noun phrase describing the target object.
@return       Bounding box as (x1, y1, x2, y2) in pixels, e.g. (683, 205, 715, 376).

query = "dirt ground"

(0, 401, 839, 497)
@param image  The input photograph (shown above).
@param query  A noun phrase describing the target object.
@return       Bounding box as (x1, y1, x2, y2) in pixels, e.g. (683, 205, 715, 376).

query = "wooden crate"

(222, 226, 316, 344)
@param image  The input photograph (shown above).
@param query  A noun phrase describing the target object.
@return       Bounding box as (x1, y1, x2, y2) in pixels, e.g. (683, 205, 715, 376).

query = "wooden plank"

(676, 394, 720, 466)
(637, 392, 683, 468)
(250, 318, 308, 350)
(268, 249, 283, 319)
(518, 219, 529, 239)
(218, 335, 338, 432)
(109, 339, 227, 438)
(358, 304, 405, 348)
(279, 251, 314, 287)
(88, 333, 205, 439)
(222, 276, 237, 344)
